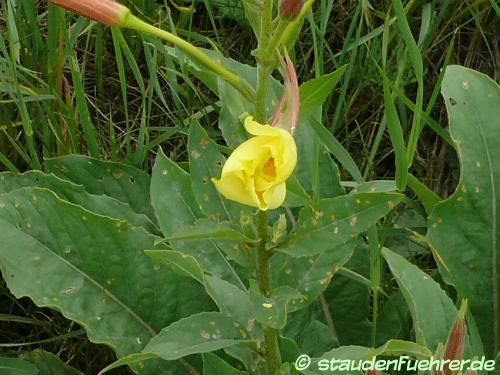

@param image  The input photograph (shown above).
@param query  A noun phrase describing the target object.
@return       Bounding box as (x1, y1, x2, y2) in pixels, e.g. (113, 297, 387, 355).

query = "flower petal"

(258, 182, 287, 210)
(212, 173, 259, 208)
(244, 116, 284, 137)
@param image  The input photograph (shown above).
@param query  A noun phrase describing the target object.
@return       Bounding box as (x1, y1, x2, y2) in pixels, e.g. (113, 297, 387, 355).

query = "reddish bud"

(280, 0, 306, 21)
(443, 300, 468, 375)
(271, 52, 300, 135)
(48, 0, 130, 26)
(366, 371, 382, 375)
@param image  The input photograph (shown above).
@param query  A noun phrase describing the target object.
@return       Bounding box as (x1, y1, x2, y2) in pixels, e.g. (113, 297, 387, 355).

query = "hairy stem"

(256, 210, 280, 374)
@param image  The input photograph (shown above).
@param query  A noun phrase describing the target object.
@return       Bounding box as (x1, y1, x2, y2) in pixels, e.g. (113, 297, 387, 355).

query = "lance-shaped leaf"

(45, 155, 154, 221)
(188, 120, 250, 222)
(0, 188, 210, 374)
(151, 150, 245, 288)
(160, 218, 257, 243)
(249, 286, 303, 329)
(303, 346, 370, 375)
(382, 248, 457, 352)
(304, 340, 431, 375)
(273, 243, 354, 311)
(0, 171, 155, 231)
(277, 193, 403, 256)
(0, 357, 38, 375)
(299, 67, 347, 117)
(143, 312, 254, 360)
(203, 353, 249, 375)
(21, 349, 84, 375)
(427, 65, 500, 357)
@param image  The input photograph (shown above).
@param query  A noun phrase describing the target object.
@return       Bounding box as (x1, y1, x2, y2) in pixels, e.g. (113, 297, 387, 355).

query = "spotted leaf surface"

(0, 171, 155, 231)
(151, 150, 246, 287)
(0, 188, 209, 374)
(277, 193, 403, 256)
(143, 312, 254, 360)
(427, 66, 500, 357)
(273, 243, 354, 311)
(188, 120, 249, 222)
(45, 155, 154, 222)
(382, 248, 457, 352)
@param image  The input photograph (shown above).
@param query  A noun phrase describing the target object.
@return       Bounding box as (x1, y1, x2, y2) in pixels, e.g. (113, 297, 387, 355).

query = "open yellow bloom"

(212, 116, 297, 211)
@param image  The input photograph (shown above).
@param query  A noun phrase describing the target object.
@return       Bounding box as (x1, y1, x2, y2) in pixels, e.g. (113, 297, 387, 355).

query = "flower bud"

(280, 0, 306, 21)
(366, 370, 382, 375)
(271, 214, 287, 245)
(443, 300, 468, 375)
(48, 0, 130, 27)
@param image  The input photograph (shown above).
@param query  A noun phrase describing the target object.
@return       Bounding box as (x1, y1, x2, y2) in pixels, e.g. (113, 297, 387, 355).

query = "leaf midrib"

(13, 193, 158, 338)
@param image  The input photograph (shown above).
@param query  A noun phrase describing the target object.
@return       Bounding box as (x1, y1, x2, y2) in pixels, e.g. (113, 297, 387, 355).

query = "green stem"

(265, 20, 289, 58)
(368, 227, 381, 347)
(122, 15, 256, 102)
(255, 64, 270, 122)
(256, 210, 280, 374)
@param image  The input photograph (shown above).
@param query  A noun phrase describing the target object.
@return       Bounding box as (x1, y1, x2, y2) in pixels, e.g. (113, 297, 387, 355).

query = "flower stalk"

(48, 0, 256, 102)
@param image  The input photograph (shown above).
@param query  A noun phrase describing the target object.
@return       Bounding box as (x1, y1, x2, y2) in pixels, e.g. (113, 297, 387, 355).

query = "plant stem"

(319, 293, 337, 338)
(368, 227, 381, 347)
(256, 210, 280, 374)
(121, 15, 256, 102)
(255, 64, 270, 122)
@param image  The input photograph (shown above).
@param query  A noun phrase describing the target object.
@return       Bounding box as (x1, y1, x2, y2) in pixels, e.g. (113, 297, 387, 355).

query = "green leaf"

(0, 188, 209, 374)
(325, 246, 371, 346)
(188, 120, 247, 222)
(145, 250, 205, 283)
(382, 248, 457, 351)
(304, 341, 430, 375)
(203, 353, 249, 375)
(241, 0, 261, 39)
(308, 117, 363, 184)
(373, 339, 431, 358)
(217, 80, 252, 148)
(151, 148, 204, 235)
(161, 219, 257, 243)
(97, 353, 158, 375)
(427, 65, 500, 357)
(351, 180, 397, 193)
(375, 292, 410, 346)
(204, 276, 258, 336)
(22, 349, 83, 375)
(151, 150, 245, 287)
(0, 171, 155, 231)
(299, 320, 339, 358)
(299, 67, 347, 116)
(277, 193, 403, 256)
(250, 286, 302, 329)
(45, 155, 154, 221)
(0, 358, 38, 375)
(274, 243, 354, 311)
(143, 312, 254, 360)
(304, 346, 370, 375)
(284, 175, 311, 208)
(295, 116, 345, 200)
(278, 362, 305, 375)
(383, 74, 408, 191)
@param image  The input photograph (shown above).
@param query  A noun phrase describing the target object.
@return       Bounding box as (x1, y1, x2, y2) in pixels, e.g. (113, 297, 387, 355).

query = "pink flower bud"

(48, 0, 130, 27)
(443, 300, 468, 375)
(280, 0, 306, 21)
(271, 52, 300, 135)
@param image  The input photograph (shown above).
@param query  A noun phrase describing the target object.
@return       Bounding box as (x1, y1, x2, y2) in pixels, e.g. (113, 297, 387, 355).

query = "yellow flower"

(212, 116, 297, 211)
